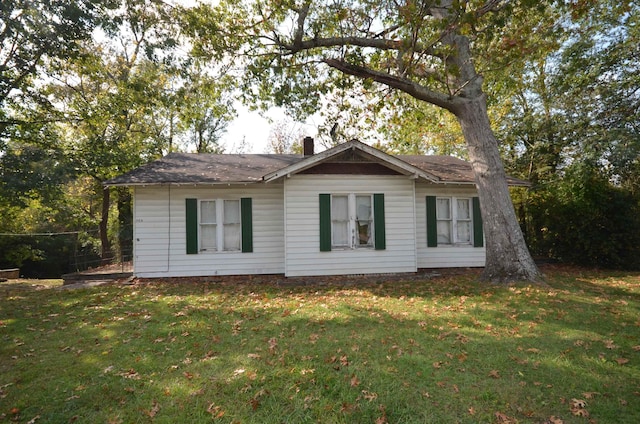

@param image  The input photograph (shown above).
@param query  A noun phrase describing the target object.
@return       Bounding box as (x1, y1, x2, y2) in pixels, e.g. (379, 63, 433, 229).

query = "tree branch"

(284, 35, 400, 54)
(323, 58, 457, 113)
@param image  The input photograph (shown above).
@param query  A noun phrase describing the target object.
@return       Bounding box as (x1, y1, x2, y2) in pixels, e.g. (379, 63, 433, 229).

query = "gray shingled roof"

(105, 153, 303, 185)
(105, 150, 529, 186)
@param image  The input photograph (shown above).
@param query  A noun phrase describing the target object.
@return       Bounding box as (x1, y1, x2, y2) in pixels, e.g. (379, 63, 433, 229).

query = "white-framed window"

(199, 199, 241, 252)
(436, 197, 472, 245)
(331, 194, 374, 249)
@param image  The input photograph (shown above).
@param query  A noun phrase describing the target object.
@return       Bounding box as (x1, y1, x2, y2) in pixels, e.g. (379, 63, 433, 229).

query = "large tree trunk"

(456, 95, 542, 283)
(116, 187, 133, 263)
(100, 186, 112, 265)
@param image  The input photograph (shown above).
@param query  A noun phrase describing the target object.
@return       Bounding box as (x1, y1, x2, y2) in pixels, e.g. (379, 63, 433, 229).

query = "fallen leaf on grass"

(146, 400, 160, 418)
(375, 405, 388, 424)
(488, 369, 501, 379)
(350, 375, 360, 387)
(268, 337, 278, 354)
(572, 408, 589, 417)
(362, 390, 378, 401)
(615, 358, 629, 365)
(207, 404, 225, 419)
(494, 411, 517, 423)
(340, 355, 350, 366)
(119, 369, 140, 380)
(632, 345, 640, 351)
(340, 402, 356, 413)
(570, 398, 589, 417)
(250, 388, 269, 411)
(571, 399, 586, 409)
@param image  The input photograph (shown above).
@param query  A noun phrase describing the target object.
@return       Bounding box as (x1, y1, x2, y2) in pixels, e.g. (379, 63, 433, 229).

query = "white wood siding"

(415, 183, 486, 268)
(133, 184, 285, 277)
(284, 175, 417, 276)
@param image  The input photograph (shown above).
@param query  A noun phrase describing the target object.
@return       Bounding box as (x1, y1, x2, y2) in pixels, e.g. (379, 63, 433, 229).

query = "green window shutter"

(426, 196, 438, 247)
(185, 198, 198, 254)
(241, 197, 253, 253)
(373, 193, 386, 250)
(472, 197, 484, 248)
(319, 194, 331, 251)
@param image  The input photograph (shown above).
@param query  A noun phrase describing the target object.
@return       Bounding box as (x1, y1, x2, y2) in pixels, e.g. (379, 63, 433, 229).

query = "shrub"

(525, 165, 640, 270)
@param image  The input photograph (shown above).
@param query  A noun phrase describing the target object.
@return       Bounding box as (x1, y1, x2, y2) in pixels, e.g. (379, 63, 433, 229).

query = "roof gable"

(263, 139, 440, 182)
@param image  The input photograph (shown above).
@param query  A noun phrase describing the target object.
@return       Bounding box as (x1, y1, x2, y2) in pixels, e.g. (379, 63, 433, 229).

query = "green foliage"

(498, 1, 640, 270)
(526, 165, 640, 270)
(0, 142, 72, 206)
(0, 0, 113, 106)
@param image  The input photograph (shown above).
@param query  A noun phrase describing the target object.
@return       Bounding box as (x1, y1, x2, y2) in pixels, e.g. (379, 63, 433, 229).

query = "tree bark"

(116, 187, 133, 263)
(455, 95, 542, 283)
(100, 185, 112, 265)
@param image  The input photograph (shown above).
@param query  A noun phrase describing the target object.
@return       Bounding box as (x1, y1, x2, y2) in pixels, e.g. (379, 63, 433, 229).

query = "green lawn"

(1, 266, 639, 423)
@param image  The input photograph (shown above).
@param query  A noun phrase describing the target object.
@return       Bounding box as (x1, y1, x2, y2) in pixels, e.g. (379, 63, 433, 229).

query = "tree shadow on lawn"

(2, 274, 639, 423)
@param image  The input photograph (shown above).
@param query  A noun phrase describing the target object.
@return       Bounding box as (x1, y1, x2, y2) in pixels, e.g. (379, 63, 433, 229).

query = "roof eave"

(103, 180, 264, 187)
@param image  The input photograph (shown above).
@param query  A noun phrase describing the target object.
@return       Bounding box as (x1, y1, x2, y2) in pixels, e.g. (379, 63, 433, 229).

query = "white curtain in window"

(332, 196, 349, 246)
(456, 199, 471, 243)
(457, 222, 471, 243)
(201, 225, 217, 251)
(200, 201, 217, 250)
(436, 198, 451, 219)
(437, 221, 451, 244)
(201, 201, 216, 223)
(356, 196, 371, 220)
(356, 196, 372, 246)
(457, 199, 470, 220)
(223, 200, 241, 251)
(436, 198, 451, 244)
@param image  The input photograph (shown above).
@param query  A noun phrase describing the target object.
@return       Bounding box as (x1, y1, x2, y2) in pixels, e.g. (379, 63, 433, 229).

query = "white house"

(105, 139, 528, 278)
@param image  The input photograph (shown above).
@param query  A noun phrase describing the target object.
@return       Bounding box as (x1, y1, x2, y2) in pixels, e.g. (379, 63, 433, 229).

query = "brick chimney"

(303, 136, 314, 156)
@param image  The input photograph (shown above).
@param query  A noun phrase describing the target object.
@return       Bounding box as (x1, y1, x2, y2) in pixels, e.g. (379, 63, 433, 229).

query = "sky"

(219, 105, 320, 154)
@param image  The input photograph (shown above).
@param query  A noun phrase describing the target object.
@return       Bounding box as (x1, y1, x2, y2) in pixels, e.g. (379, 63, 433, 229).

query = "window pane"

(333, 222, 349, 246)
(436, 198, 450, 219)
(332, 196, 348, 220)
(437, 221, 451, 244)
(332, 196, 349, 246)
(223, 223, 241, 251)
(457, 199, 471, 220)
(356, 195, 372, 246)
(223, 200, 240, 224)
(201, 224, 217, 251)
(457, 221, 471, 243)
(201, 201, 216, 224)
(356, 196, 371, 220)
